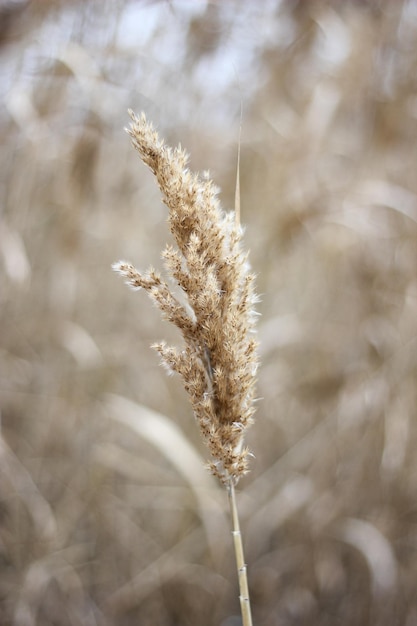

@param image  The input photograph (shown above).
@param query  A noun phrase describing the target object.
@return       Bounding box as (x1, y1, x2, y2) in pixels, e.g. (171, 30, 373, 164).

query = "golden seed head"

(114, 111, 259, 483)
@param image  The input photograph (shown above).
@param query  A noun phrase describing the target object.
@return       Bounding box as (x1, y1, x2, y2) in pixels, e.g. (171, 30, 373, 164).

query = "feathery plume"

(113, 111, 258, 484)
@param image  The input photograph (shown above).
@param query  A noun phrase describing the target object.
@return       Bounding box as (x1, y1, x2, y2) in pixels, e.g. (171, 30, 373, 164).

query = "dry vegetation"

(1, 1, 417, 625)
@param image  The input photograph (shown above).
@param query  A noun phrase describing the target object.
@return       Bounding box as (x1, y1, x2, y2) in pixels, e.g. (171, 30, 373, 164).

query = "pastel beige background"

(1, 2, 417, 625)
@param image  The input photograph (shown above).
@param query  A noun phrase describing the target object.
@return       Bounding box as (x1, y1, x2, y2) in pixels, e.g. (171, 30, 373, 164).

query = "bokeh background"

(2, 1, 417, 624)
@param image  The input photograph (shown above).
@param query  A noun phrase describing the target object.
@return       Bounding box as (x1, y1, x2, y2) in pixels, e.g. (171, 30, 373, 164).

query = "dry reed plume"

(113, 110, 259, 625)
(113, 110, 259, 485)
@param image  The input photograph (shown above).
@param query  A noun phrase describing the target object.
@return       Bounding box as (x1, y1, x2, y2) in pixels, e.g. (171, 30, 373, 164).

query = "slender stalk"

(114, 111, 259, 623)
(234, 102, 242, 229)
(227, 479, 253, 626)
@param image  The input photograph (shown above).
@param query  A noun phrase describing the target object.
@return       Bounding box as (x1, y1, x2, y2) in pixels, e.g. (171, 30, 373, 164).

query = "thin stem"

(227, 478, 253, 626)
(234, 102, 242, 229)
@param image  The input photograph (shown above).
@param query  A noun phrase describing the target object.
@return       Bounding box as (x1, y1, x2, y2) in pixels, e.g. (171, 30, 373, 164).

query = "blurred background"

(2, 0, 417, 624)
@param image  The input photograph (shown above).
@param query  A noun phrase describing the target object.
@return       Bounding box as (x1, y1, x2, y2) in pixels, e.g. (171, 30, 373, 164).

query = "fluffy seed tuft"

(113, 111, 259, 483)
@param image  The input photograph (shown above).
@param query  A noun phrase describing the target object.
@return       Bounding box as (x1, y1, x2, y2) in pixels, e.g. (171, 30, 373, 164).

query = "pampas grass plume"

(113, 110, 259, 485)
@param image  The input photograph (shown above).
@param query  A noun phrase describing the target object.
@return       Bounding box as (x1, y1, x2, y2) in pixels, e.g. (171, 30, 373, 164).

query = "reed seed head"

(113, 111, 259, 483)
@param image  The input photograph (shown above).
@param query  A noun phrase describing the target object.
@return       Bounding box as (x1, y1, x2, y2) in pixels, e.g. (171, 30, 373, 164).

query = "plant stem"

(227, 479, 253, 626)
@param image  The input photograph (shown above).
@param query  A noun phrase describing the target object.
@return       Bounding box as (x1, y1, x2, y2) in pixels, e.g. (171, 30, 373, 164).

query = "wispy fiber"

(113, 110, 258, 483)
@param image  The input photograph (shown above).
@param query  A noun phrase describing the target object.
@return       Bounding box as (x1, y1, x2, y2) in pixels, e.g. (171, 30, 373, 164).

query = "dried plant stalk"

(113, 111, 258, 624)
(228, 480, 253, 626)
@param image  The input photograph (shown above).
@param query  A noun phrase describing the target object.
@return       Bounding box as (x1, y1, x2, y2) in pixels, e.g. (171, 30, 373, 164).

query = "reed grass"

(113, 110, 259, 625)
(4, 3, 417, 624)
